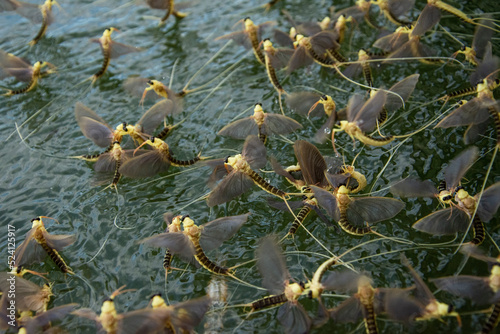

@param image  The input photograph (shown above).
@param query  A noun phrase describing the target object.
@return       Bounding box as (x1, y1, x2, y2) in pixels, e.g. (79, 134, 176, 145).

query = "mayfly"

(140, 213, 249, 276)
(150, 294, 210, 333)
(310, 184, 404, 235)
(332, 0, 373, 27)
(432, 249, 500, 334)
(331, 90, 392, 153)
(391, 145, 478, 207)
(11, 303, 78, 333)
(0, 274, 53, 313)
(72, 286, 173, 334)
(14, 216, 75, 274)
(383, 255, 460, 324)
(206, 135, 286, 207)
(218, 102, 302, 143)
(249, 235, 311, 334)
(216, 18, 275, 65)
(329, 271, 385, 334)
(370, 0, 415, 26)
(90, 28, 142, 83)
(450, 16, 494, 67)
(145, 0, 188, 25)
(0, 50, 55, 96)
(119, 136, 201, 178)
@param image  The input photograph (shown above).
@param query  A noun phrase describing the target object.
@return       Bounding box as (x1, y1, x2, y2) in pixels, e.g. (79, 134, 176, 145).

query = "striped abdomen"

(265, 56, 284, 93)
(251, 294, 287, 310)
(111, 159, 121, 186)
(5, 76, 38, 96)
(481, 302, 500, 334)
(166, 150, 200, 167)
(289, 205, 312, 234)
(362, 63, 373, 88)
(438, 180, 447, 193)
(40, 242, 72, 274)
(163, 250, 172, 270)
(377, 108, 388, 125)
(246, 169, 286, 198)
(81, 145, 113, 161)
(328, 48, 347, 63)
(356, 132, 394, 146)
(192, 238, 229, 275)
(487, 105, 500, 145)
(446, 86, 477, 100)
(338, 210, 371, 236)
(249, 29, 265, 65)
(257, 126, 267, 144)
(30, 10, 49, 45)
(304, 43, 335, 67)
(470, 215, 485, 245)
(363, 303, 379, 334)
(156, 126, 173, 140)
(94, 47, 111, 80)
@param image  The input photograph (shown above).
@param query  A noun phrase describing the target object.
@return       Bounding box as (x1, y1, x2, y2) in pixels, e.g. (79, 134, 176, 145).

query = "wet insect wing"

(264, 46, 295, 71)
(286, 92, 324, 117)
(345, 94, 366, 123)
(383, 289, 424, 323)
(242, 135, 267, 170)
(41, 231, 75, 251)
(136, 100, 176, 135)
(309, 185, 340, 221)
(443, 146, 478, 189)
(471, 16, 494, 61)
(330, 296, 363, 323)
(435, 98, 491, 128)
(118, 150, 170, 178)
(470, 51, 498, 86)
(294, 140, 328, 187)
(324, 172, 350, 189)
(313, 112, 337, 144)
(0, 0, 19, 11)
(432, 276, 496, 305)
(412, 207, 470, 235)
(140, 232, 196, 260)
(207, 171, 254, 207)
(14, 2, 44, 24)
(411, 4, 441, 37)
(75, 103, 114, 148)
(390, 179, 437, 198)
(385, 74, 419, 112)
(476, 182, 500, 222)
(0, 50, 31, 74)
(401, 256, 435, 305)
(277, 302, 312, 334)
(14, 228, 46, 268)
(273, 28, 295, 48)
(170, 296, 211, 332)
(321, 270, 361, 293)
(256, 235, 289, 295)
(464, 121, 489, 145)
(270, 156, 301, 187)
(287, 45, 314, 74)
(347, 197, 404, 224)
(207, 162, 230, 189)
(218, 118, 259, 139)
(261, 114, 303, 136)
(353, 90, 387, 132)
(0, 275, 48, 312)
(385, 0, 415, 18)
(199, 213, 250, 251)
(24, 303, 79, 332)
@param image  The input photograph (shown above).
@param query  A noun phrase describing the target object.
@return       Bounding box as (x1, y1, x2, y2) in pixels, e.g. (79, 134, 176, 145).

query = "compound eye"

(224, 156, 230, 163)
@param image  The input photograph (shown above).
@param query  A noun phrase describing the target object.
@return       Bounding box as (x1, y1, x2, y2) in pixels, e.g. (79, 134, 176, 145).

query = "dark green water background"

(1, 0, 500, 333)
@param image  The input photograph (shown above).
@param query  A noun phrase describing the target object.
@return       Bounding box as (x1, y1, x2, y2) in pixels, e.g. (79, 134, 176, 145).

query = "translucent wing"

(472, 16, 494, 61)
(2, 67, 34, 82)
(385, 74, 419, 112)
(118, 308, 173, 334)
(270, 156, 301, 187)
(309, 31, 339, 55)
(265, 48, 295, 70)
(349, 197, 404, 223)
(285, 91, 323, 117)
(373, 31, 409, 52)
(41, 231, 75, 250)
(310, 185, 339, 221)
(242, 135, 267, 170)
(293, 140, 327, 187)
(412, 208, 470, 235)
(199, 213, 250, 251)
(342, 63, 362, 80)
(383, 289, 423, 323)
(464, 121, 489, 145)
(94, 153, 118, 173)
(119, 151, 170, 178)
(432, 276, 495, 305)
(262, 114, 302, 136)
(207, 162, 229, 189)
(136, 100, 176, 135)
(0, 50, 31, 71)
(123, 77, 162, 101)
(330, 296, 363, 323)
(352, 90, 386, 132)
(287, 46, 313, 74)
(170, 296, 211, 332)
(14, 227, 46, 268)
(402, 255, 434, 305)
(256, 235, 289, 295)
(321, 270, 361, 292)
(24, 303, 79, 332)
(477, 182, 500, 222)
(411, 4, 441, 37)
(387, 0, 415, 17)
(277, 302, 312, 334)
(15, 2, 44, 24)
(345, 94, 365, 123)
(443, 146, 478, 189)
(273, 29, 294, 48)
(0, 0, 19, 11)
(218, 118, 259, 139)
(140, 232, 195, 259)
(390, 178, 437, 198)
(109, 40, 142, 59)
(75, 102, 113, 148)
(313, 112, 336, 144)
(324, 172, 350, 189)
(145, 0, 169, 9)
(207, 171, 254, 207)
(435, 98, 491, 128)
(0, 275, 44, 312)
(216, 31, 252, 49)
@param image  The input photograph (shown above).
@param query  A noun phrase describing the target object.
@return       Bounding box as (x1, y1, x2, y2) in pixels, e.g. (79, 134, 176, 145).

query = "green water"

(0, 0, 500, 333)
